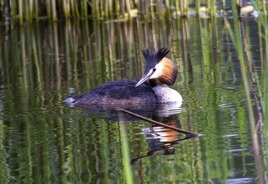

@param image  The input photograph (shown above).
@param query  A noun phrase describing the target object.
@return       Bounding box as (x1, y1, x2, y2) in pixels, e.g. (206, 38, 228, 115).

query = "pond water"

(0, 15, 267, 183)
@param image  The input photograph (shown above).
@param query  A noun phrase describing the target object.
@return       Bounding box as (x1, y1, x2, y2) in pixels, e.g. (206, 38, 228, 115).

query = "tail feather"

(63, 95, 81, 107)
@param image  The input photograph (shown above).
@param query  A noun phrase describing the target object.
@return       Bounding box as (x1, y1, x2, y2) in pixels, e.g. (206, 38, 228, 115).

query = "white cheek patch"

(150, 63, 163, 79)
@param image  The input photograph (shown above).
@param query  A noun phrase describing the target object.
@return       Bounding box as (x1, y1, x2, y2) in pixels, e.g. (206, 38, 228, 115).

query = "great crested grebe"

(64, 48, 182, 107)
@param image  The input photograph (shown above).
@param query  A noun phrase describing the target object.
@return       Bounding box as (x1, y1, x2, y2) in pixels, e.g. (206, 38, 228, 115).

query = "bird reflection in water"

(66, 96, 199, 164)
(67, 104, 199, 164)
(131, 114, 198, 164)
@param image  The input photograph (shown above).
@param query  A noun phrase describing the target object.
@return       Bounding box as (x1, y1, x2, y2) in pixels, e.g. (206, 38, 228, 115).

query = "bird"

(64, 48, 182, 107)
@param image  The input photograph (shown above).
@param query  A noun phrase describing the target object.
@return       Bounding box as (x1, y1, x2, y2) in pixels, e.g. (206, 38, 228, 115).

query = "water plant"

(224, 1, 268, 183)
(0, 1, 264, 24)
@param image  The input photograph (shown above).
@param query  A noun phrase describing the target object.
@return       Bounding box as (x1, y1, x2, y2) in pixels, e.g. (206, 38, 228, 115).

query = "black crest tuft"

(142, 48, 169, 62)
(142, 48, 170, 74)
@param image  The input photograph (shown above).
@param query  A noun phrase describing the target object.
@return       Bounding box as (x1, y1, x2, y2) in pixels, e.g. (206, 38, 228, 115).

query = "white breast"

(152, 85, 183, 105)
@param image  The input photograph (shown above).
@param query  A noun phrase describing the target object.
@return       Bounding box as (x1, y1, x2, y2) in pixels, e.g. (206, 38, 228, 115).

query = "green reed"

(1, 0, 257, 24)
(253, 0, 268, 179)
(171, 17, 241, 182)
(224, 1, 267, 183)
(118, 113, 134, 184)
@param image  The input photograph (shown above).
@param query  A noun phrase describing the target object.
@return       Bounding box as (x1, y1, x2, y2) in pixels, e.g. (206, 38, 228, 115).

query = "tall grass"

(0, 0, 258, 24)
(224, 1, 268, 183)
(118, 112, 134, 184)
(253, 0, 268, 180)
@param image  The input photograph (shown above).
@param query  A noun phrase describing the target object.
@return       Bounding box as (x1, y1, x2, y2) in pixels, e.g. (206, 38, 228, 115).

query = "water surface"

(0, 16, 267, 183)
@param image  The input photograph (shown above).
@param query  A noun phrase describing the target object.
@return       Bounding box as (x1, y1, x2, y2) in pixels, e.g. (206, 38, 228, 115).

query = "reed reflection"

(67, 94, 199, 166)
(0, 14, 266, 183)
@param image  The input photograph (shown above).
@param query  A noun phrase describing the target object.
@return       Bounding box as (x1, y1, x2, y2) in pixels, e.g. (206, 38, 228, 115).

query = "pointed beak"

(135, 70, 154, 87)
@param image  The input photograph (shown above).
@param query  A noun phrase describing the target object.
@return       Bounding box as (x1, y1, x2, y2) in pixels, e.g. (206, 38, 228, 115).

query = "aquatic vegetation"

(253, 1, 268, 180)
(0, 0, 264, 24)
(0, 1, 268, 183)
(224, 1, 268, 183)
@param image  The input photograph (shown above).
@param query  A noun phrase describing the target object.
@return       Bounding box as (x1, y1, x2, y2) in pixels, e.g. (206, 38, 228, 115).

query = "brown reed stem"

(116, 108, 200, 136)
